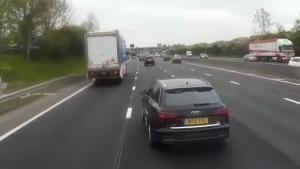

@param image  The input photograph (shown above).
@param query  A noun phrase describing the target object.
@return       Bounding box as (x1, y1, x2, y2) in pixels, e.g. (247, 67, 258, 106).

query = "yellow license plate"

(185, 117, 209, 126)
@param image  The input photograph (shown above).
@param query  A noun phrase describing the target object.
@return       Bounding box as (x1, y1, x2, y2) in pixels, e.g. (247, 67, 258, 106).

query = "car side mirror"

(140, 90, 147, 96)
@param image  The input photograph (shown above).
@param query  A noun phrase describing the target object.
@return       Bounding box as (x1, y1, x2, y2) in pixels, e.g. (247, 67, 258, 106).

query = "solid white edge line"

(184, 62, 300, 86)
(230, 81, 240, 85)
(132, 86, 136, 91)
(0, 83, 92, 142)
(126, 107, 132, 119)
(283, 98, 300, 105)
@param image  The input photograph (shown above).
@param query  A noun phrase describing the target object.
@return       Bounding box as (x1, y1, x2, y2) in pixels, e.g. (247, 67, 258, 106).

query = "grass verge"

(0, 54, 85, 93)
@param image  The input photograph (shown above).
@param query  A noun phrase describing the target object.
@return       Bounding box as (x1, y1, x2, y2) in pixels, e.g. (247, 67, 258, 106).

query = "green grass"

(0, 54, 85, 93)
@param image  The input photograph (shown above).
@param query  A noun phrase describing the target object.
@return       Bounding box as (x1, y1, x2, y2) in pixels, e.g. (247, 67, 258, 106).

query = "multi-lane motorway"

(0, 59, 300, 169)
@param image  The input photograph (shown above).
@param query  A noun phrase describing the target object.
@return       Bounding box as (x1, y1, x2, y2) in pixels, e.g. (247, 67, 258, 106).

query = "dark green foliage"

(37, 26, 86, 60)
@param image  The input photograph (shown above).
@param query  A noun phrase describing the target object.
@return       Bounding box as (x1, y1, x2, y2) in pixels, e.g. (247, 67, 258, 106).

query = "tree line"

(0, 0, 100, 60)
(169, 8, 300, 57)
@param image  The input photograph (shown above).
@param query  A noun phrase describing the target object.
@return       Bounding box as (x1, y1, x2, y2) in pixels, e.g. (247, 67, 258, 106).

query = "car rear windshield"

(165, 88, 221, 107)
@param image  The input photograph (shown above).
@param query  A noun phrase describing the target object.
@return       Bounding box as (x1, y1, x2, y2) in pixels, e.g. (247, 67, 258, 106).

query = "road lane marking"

(182, 66, 184, 69)
(134, 77, 137, 80)
(205, 73, 212, 77)
(164, 70, 167, 73)
(230, 81, 240, 85)
(284, 98, 300, 105)
(132, 86, 136, 91)
(126, 107, 132, 119)
(0, 83, 92, 142)
(136, 72, 138, 75)
(184, 62, 300, 86)
(171, 75, 175, 78)
(191, 68, 195, 72)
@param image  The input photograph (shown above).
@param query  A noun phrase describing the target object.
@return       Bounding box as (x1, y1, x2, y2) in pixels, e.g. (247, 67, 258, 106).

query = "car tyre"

(147, 123, 160, 147)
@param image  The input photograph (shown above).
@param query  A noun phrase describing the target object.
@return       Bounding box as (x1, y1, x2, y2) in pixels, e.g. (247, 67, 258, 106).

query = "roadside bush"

(38, 26, 86, 60)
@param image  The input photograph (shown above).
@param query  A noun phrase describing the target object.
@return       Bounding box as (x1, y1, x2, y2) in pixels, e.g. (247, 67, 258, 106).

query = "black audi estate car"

(141, 78, 230, 146)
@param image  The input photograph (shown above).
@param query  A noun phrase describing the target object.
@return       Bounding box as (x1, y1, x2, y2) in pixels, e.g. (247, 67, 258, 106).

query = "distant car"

(288, 57, 300, 67)
(141, 78, 230, 146)
(243, 54, 257, 62)
(144, 56, 155, 66)
(163, 56, 171, 61)
(171, 54, 182, 63)
(186, 51, 193, 56)
(154, 52, 160, 57)
(200, 53, 209, 59)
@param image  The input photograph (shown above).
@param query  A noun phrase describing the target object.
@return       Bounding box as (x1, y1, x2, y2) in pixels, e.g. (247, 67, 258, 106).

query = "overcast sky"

(71, 0, 300, 47)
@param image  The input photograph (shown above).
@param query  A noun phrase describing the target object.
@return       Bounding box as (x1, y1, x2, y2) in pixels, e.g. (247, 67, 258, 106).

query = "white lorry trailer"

(85, 30, 128, 82)
(249, 38, 295, 63)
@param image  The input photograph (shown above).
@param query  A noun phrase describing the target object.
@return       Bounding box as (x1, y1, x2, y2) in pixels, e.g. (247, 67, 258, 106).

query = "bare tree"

(83, 13, 99, 32)
(253, 8, 272, 35)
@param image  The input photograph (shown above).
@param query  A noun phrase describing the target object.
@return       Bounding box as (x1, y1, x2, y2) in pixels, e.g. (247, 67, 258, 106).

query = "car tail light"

(158, 112, 180, 121)
(215, 107, 229, 117)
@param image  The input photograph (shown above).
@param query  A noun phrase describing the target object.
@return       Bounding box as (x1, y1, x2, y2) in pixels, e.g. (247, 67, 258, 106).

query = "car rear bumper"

(155, 124, 229, 143)
(172, 59, 182, 63)
(145, 61, 155, 65)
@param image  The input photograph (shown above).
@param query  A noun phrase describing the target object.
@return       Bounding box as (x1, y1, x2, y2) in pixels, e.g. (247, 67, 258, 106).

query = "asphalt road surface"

(0, 59, 300, 169)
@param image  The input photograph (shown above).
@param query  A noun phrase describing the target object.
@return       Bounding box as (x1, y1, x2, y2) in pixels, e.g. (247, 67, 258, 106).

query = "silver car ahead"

(243, 54, 257, 62)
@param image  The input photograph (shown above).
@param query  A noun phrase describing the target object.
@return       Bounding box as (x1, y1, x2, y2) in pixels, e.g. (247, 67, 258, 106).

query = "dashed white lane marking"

(136, 72, 138, 75)
(0, 83, 92, 142)
(171, 75, 175, 78)
(230, 81, 240, 85)
(126, 107, 133, 119)
(134, 77, 137, 80)
(164, 70, 167, 73)
(205, 73, 212, 77)
(191, 68, 195, 72)
(184, 62, 300, 86)
(132, 86, 136, 91)
(283, 98, 300, 105)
